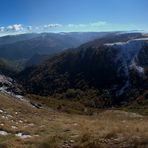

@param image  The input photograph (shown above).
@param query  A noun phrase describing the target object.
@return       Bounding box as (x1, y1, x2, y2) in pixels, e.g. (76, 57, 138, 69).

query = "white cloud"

(67, 21, 107, 28)
(35, 26, 40, 30)
(27, 26, 32, 31)
(90, 21, 107, 27)
(7, 24, 23, 32)
(68, 24, 87, 28)
(67, 24, 75, 27)
(44, 24, 63, 29)
(0, 27, 5, 32)
(7, 25, 13, 30)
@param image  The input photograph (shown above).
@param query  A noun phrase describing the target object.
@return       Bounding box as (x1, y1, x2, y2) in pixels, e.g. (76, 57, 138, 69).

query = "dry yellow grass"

(0, 92, 148, 148)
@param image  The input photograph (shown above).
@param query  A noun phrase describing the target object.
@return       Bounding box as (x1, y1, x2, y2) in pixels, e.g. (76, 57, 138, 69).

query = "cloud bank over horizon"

(0, 21, 145, 36)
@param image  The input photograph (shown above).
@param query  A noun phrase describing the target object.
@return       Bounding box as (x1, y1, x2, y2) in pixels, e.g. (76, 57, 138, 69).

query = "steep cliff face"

(105, 38, 148, 96)
(18, 37, 148, 106)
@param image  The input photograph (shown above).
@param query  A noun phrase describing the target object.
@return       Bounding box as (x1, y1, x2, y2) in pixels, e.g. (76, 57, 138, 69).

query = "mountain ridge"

(18, 33, 148, 107)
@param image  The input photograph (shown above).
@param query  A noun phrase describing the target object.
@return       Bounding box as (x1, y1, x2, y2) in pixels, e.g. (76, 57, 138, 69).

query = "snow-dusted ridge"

(104, 38, 148, 70)
(105, 38, 148, 96)
(105, 37, 148, 46)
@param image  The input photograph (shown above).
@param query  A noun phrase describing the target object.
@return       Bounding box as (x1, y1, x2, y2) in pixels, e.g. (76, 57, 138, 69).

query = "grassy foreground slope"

(0, 93, 148, 148)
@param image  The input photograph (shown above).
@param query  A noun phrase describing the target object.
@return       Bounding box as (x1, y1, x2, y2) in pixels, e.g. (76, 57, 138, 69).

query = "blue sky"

(0, 0, 148, 35)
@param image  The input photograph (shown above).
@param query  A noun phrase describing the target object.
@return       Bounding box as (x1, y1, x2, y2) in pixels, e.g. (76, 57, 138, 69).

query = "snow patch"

(105, 38, 148, 96)
(130, 60, 144, 74)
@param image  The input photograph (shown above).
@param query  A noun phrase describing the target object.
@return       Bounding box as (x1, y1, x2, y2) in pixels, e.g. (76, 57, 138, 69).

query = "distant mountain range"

(0, 32, 112, 60)
(18, 32, 148, 107)
(0, 32, 116, 73)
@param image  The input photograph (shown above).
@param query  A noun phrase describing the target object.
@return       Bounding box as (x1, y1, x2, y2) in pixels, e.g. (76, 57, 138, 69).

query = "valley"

(17, 33, 148, 107)
(0, 32, 148, 148)
(1, 0, 148, 147)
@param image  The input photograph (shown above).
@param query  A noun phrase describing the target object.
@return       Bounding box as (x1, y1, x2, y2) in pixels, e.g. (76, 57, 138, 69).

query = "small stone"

(70, 139, 75, 143)
(7, 115, 13, 118)
(19, 120, 23, 123)
(73, 123, 78, 126)
(28, 123, 34, 126)
(11, 126, 17, 129)
(0, 110, 3, 113)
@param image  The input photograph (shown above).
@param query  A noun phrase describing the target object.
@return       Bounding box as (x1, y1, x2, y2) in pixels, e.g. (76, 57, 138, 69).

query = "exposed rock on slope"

(0, 75, 23, 99)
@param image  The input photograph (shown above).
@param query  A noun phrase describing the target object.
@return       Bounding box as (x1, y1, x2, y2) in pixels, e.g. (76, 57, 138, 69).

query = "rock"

(69, 139, 75, 143)
(11, 126, 17, 129)
(15, 132, 32, 139)
(0, 74, 24, 100)
(0, 130, 9, 136)
(28, 123, 34, 127)
(7, 115, 13, 118)
(19, 120, 23, 123)
(73, 123, 78, 126)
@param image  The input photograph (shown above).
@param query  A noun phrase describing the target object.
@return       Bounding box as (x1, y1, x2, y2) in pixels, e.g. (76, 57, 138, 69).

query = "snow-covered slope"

(106, 38, 148, 72)
(105, 38, 148, 96)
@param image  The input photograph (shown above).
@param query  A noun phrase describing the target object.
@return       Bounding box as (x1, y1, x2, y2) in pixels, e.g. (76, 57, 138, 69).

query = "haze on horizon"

(0, 0, 148, 36)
